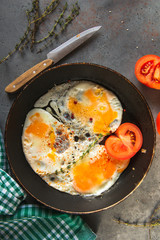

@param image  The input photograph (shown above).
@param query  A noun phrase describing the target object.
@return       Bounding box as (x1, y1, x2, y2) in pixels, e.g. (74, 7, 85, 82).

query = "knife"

(5, 26, 101, 93)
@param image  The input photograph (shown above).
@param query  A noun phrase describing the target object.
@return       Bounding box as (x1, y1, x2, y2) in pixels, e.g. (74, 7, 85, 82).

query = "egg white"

(35, 81, 123, 136)
(22, 108, 99, 194)
(71, 145, 121, 196)
(58, 81, 123, 132)
(22, 108, 72, 176)
(22, 81, 126, 196)
(42, 145, 124, 196)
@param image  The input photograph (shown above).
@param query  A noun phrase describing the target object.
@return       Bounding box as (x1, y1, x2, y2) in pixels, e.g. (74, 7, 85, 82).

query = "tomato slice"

(116, 123, 143, 151)
(105, 123, 143, 160)
(135, 55, 160, 89)
(105, 135, 135, 160)
(156, 112, 160, 135)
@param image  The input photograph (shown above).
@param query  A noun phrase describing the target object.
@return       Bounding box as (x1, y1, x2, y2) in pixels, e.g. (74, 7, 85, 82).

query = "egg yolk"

(72, 150, 116, 193)
(25, 113, 50, 138)
(47, 149, 56, 162)
(68, 88, 118, 135)
(49, 131, 56, 146)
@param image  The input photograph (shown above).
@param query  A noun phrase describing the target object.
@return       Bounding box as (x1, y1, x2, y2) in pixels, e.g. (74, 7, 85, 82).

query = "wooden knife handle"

(5, 59, 53, 93)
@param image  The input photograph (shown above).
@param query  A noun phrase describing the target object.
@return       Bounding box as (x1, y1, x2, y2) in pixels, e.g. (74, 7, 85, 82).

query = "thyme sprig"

(0, 0, 34, 64)
(61, 1, 80, 32)
(30, 0, 40, 49)
(30, 0, 60, 25)
(35, 2, 68, 44)
(52, 134, 103, 176)
(0, 0, 80, 64)
(113, 218, 160, 228)
(113, 201, 160, 240)
(18, 7, 34, 52)
(79, 134, 103, 161)
(37, 1, 80, 53)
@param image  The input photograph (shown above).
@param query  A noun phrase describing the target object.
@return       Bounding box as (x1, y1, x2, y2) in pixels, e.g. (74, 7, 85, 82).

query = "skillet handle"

(5, 59, 53, 93)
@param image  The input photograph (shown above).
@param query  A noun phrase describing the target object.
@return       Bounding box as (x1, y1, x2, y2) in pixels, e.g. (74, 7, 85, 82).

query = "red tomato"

(135, 54, 160, 89)
(156, 112, 160, 135)
(105, 123, 143, 160)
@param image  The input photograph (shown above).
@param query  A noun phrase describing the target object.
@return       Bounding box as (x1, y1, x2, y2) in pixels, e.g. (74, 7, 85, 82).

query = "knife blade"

(5, 26, 101, 93)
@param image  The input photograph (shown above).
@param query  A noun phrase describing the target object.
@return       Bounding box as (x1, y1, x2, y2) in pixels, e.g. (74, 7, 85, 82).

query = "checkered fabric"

(0, 130, 10, 174)
(0, 205, 94, 240)
(0, 130, 96, 240)
(0, 169, 26, 215)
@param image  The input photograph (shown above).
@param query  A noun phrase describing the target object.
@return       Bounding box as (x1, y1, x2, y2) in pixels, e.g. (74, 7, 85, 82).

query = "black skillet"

(5, 63, 156, 214)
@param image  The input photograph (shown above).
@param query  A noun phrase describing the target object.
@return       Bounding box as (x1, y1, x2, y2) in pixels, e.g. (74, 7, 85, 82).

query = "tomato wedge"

(105, 123, 143, 160)
(156, 112, 160, 135)
(135, 54, 160, 89)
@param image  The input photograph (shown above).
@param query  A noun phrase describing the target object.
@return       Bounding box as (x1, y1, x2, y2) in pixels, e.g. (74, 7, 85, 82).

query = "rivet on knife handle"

(5, 59, 53, 93)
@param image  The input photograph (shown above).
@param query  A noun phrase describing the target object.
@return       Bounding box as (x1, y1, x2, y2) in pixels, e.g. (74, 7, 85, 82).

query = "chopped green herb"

(60, 168, 65, 173)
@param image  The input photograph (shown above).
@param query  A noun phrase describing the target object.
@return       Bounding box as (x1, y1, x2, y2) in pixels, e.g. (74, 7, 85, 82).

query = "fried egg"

(22, 81, 127, 196)
(35, 81, 123, 136)
(22, 108, 73, 176)
(72, 145, 130, 196)
(58, 82, 123, 135)
(22, 108, 98, 194)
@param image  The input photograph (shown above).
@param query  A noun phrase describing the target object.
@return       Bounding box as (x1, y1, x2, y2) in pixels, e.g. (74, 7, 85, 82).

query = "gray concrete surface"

(1, 0, 160, 239)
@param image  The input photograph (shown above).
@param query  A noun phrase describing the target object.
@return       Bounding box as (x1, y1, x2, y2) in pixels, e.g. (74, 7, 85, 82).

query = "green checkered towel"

(0, 130, 96, 240)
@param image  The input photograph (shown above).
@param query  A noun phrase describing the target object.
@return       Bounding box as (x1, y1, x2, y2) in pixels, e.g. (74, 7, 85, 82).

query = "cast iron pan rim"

(5, 62, 156, 214)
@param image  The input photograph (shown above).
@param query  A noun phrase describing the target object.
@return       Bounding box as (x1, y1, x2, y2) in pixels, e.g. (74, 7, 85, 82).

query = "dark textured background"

(1, 1, 160, 239)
